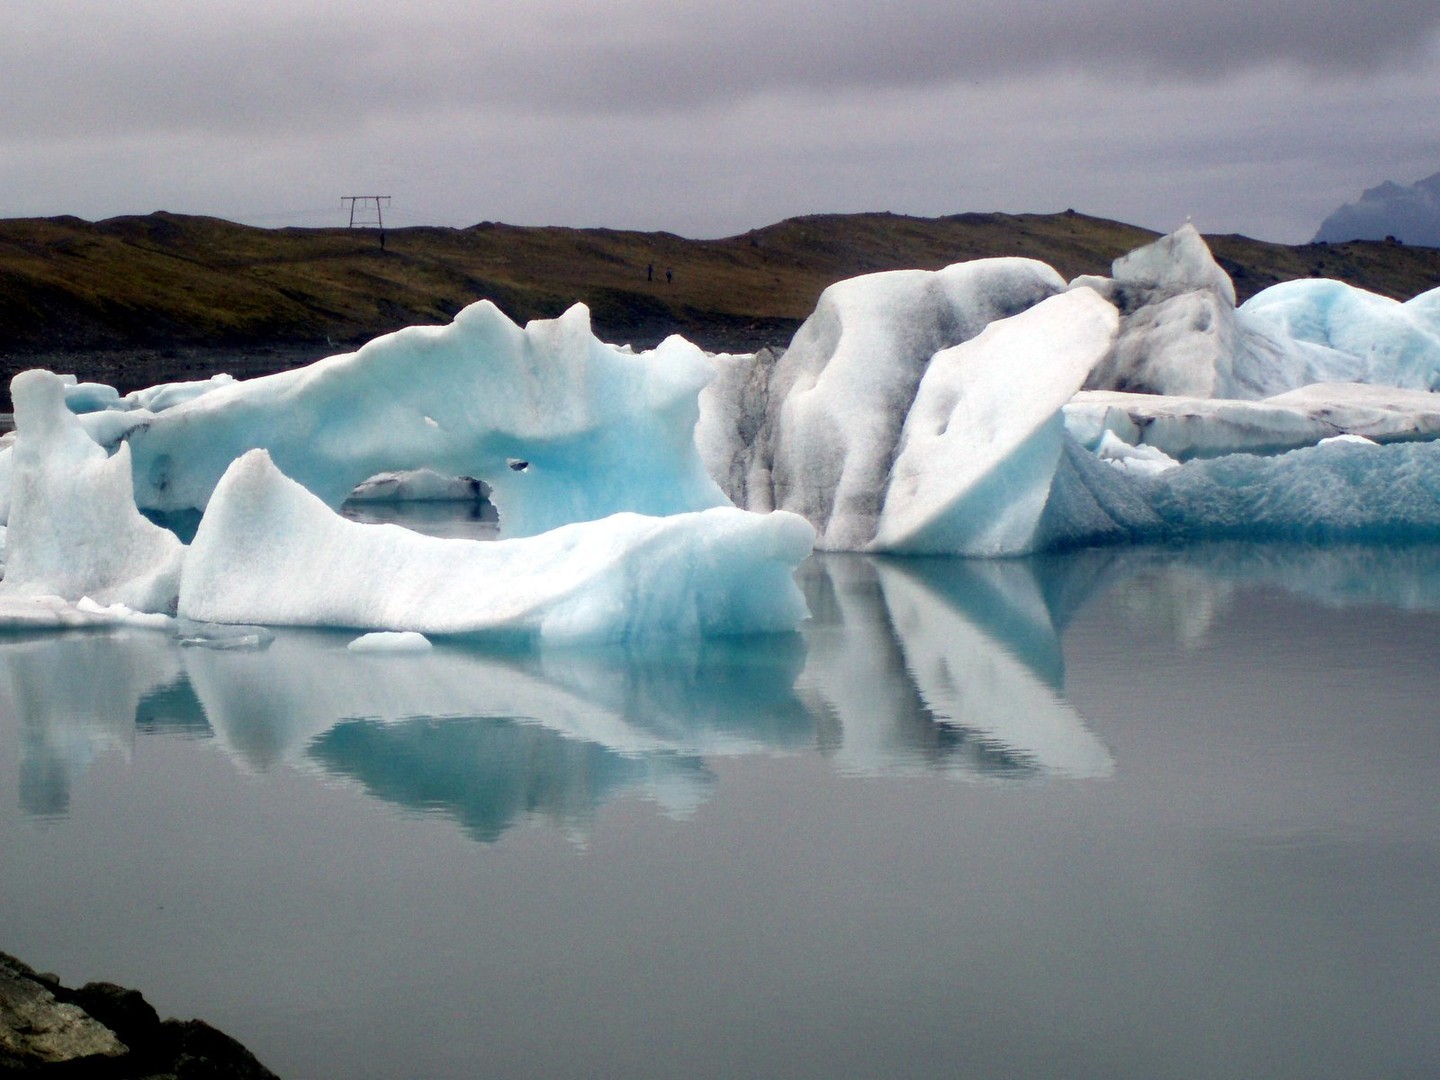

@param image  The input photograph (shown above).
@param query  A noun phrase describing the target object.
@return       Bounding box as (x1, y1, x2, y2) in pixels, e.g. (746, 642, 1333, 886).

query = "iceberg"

(0, 370, 184, 614)
(1237, 280, 1440, 391)
(179, 449, 814, 643)
(124, 301, 729, 538)
(873, 288, 1118, 555)
(1063, 383, 1440, 461)
(697, 222, 1440, 555)
(699, 257, 1068, 549)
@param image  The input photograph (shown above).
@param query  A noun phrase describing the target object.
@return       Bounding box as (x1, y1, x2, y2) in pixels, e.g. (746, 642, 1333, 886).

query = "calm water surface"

(2, 534, 1439, 1080)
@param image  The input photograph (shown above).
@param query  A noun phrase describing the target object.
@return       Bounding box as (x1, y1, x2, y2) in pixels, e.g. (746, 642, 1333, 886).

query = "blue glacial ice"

(122, 301, 729, 538)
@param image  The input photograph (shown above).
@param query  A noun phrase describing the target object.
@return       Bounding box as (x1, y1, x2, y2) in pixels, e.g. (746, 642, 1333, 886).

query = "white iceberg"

(179, 449, 814, 643)
(873, 288, 1118, 555)
(700, 257, 1067, 549)
(0, 370, 184, 614)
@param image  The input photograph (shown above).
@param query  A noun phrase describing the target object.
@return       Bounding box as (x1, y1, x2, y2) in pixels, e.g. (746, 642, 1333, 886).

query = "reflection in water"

(0, 630, 182, 816)
(309, 717, 711, 842)
(9, 542, 1439, 835)
(797, 556, 1111, 778)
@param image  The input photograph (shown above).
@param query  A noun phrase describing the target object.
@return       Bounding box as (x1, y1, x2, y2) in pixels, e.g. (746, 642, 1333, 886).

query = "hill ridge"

(2, 209, 1438, 402)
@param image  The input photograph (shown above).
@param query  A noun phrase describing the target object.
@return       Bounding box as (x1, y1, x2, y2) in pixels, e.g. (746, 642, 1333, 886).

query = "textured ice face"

(124, 301, 729, 538)
(1037, 434, 1440, 551)
(1238, 279, 1440, 392)
(701, 257, 1068, 549)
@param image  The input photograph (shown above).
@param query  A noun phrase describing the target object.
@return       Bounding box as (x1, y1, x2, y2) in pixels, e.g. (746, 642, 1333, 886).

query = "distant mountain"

(1314, 172, 1440, 247)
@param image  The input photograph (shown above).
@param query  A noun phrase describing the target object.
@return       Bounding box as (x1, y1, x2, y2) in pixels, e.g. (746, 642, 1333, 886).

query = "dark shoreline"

(1, 950, 278, 1077)
(1, 342, 338, 406)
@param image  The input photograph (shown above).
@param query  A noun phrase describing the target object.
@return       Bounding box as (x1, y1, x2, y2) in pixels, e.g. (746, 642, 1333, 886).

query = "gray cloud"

(0, 1, 1437, 246)
(4, 0, 1439, 140)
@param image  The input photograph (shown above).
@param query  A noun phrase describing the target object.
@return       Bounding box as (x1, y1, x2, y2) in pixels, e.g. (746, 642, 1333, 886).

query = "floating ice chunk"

(124, 301, 728, 537)
(348, 469, 491, 503)
(706, 258, 1066, 548)
(1095, 430, 1181, 476)
(179, 450, 813, 643)
(173, 618, 275, 650)
(872, 288, 1119, 555)
(1, 370, 184, 613)
(348, 630, 433, 653)
(74, 596, 175, 631)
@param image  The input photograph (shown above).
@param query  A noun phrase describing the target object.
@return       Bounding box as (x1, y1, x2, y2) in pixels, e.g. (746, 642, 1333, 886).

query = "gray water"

(3, 539, 1439, 1080)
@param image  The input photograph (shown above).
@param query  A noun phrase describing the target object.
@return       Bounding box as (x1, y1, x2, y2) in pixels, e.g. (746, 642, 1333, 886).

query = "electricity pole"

(341, 195, 390, 228)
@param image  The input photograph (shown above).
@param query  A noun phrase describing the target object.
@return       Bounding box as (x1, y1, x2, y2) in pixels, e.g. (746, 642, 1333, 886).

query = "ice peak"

(1112, 223, 1237, 307)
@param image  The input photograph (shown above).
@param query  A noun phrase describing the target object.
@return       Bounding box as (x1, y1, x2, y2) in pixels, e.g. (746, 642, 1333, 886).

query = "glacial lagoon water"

(3, 533, 1440, 1080)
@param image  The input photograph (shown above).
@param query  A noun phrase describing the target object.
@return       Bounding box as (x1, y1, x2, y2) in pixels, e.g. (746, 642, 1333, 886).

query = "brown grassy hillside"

(1, 209, 1437, 406)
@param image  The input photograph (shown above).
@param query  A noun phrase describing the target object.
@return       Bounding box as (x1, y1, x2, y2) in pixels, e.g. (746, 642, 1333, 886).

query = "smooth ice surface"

(124, 301, 729, 537)
(179, 450, 813, 643)
(874, 288, 1118, 555)
(703, 258, 1066, 548)
(0, 371, 183, 614)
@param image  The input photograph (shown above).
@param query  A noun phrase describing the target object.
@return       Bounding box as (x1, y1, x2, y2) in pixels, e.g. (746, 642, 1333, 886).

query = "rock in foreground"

(0, 951, 278, 1078)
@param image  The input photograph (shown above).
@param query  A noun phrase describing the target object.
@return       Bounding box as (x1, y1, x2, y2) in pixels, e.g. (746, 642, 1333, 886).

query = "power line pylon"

(341, 195, 390, 228)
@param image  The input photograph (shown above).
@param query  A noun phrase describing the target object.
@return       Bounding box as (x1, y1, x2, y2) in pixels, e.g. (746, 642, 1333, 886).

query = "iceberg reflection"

(12, 543, 1430, 834)
(797, 556, 1112, 778)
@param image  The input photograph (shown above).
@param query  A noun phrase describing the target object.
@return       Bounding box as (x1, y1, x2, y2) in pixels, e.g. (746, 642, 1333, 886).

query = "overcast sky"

(2, 0, 1437, 243)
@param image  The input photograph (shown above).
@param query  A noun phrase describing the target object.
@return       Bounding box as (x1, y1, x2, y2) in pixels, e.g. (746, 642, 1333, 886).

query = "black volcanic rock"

(1314, 172, 1440, 247)
(0, 951, 279, 1078)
